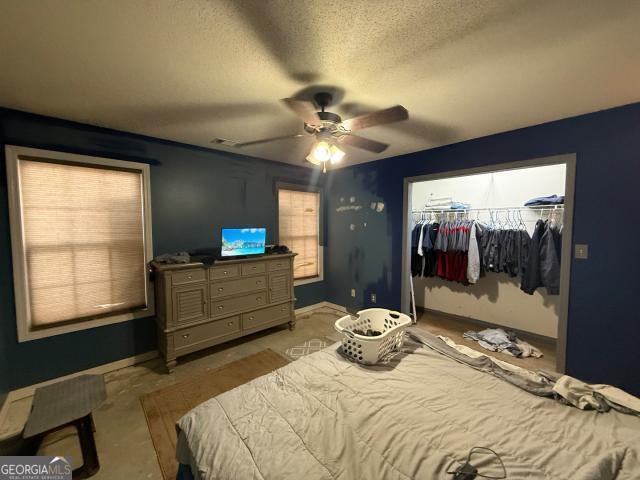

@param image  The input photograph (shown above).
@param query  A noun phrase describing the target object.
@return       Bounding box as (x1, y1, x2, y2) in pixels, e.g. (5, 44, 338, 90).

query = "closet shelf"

(412, 204, 564, 214)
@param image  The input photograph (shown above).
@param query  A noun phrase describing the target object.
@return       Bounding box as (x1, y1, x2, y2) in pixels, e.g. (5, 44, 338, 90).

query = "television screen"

(221, 228, 266, 257)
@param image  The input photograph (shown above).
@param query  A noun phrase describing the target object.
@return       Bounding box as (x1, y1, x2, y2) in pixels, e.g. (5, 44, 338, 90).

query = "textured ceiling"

(1, 1, 639, 168)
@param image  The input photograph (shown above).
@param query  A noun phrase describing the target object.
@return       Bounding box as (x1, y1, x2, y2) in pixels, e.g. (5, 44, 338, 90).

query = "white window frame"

(5, 145, 155, 342)
(276, 185, 324, 287)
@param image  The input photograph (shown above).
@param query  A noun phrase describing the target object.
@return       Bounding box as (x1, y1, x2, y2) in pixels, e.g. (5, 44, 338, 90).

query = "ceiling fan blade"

(281, 98, 320, 125)
(235, 134, 304, 148)
(339, 134, 389, 153)
(342, 105, 408, 132)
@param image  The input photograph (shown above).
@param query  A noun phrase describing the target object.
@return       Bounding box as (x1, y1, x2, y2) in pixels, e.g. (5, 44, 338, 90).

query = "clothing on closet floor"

(524, 194, 564, 206)
(463, 328, 543, 358)
(521, 219, 561, 295)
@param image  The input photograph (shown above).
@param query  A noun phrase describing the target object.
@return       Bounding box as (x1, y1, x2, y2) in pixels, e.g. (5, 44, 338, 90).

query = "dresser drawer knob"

(249, 316, 254, 321)
(227, 321, 234, 326)
(217, 287, 224, 292)
(223, 271, 228, 275)
(218, 305, 224, 310)
(281, 307, 286, 311)
(187, 275, 192, 280)
(256, 280, 262, 285)
(256, 297, 262, 301)
(252, 266, 257, 269)
(182, 333, 190, 339)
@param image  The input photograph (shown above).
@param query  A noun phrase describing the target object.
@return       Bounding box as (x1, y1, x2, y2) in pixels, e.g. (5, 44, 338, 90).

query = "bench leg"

(72, 414, 100, 479)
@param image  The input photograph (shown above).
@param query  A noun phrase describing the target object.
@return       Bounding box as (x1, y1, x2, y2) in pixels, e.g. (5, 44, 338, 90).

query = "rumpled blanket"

(176, 330, 640, 480)
(409, 329, 640, 415)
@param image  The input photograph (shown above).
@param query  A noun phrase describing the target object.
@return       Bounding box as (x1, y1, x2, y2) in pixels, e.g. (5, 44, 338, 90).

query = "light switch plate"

(575, 244, 589, 259)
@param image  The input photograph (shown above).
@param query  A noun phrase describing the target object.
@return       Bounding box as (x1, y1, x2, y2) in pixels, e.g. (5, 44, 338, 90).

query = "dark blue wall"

(326, 102, 640, 396)
(0, 108, 326, 390)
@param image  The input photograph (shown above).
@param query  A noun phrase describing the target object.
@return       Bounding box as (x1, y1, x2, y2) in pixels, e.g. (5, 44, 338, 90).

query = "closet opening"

(401, 154, 575, 373)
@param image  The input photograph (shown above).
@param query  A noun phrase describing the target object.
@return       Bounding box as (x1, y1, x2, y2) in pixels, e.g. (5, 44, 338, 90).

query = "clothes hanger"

(517, 209, 527, 230)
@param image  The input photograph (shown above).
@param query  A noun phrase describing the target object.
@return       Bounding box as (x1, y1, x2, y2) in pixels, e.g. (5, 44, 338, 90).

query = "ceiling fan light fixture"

(310, 140, 332, 162)
(329, 145, 345, 164)
(306, 140, 345, 170)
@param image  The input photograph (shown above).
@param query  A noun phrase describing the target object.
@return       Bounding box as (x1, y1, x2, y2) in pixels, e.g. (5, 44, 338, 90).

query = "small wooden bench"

(23, 375, 106, 479)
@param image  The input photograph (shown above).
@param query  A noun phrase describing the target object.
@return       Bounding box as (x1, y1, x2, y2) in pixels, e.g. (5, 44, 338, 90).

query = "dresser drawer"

(172, 268, 206, 286)
(211, 292, 267, 317)
(243, 303, 291, 330)
(210, 275, 266, 298)
(267, 259, 290, 272)
(241, 262, 266, 276)
(174, 316, 240, 350)
(209, 264, 240, 280)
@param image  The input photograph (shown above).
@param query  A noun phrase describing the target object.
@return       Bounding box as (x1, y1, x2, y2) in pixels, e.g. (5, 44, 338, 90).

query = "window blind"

(278, 189, 320, 280)
(18, 159, 147, 327)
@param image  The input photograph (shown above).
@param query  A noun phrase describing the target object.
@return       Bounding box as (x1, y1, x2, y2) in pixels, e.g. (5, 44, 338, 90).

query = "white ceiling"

(1, 1, 639, 168)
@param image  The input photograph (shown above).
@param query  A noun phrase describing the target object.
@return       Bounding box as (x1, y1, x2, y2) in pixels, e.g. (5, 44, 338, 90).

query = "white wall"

(411, 164, 565, 338)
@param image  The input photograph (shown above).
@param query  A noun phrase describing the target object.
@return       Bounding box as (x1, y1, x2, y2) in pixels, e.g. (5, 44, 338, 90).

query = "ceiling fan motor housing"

(304, 92, 345, 135)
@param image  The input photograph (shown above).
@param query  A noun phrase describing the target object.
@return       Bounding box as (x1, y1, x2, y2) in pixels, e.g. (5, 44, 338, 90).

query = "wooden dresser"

(151, 253, 296, 372)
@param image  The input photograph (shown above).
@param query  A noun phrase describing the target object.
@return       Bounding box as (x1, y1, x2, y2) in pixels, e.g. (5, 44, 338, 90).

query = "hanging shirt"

(467, 221, 481, 284)
(417, 222, 424, 256)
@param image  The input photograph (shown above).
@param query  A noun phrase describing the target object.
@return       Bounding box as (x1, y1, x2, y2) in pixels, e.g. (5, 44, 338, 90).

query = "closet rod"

(412, 205, 564, 213)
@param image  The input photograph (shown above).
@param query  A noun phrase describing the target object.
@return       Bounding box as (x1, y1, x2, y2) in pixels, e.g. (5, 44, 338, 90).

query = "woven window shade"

(19, 159, 147, 327)
(278, 189, 319, 279)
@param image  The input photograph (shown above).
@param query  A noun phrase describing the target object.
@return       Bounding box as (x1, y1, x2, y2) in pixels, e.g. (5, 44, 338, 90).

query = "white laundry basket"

(334, 308, 412, 365)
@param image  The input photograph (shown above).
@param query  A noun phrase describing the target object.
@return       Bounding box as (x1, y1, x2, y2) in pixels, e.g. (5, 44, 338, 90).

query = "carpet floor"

(140, 349, 289, 480)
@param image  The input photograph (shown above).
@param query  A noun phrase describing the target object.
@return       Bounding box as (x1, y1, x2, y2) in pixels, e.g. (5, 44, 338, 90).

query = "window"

(277, 187, 322, 284)
(6, 146, 154, 342)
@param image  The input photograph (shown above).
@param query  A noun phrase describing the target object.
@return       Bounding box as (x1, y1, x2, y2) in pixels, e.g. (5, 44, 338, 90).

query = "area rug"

(140, 349, 289, 480)
(282, 337, 336, 360)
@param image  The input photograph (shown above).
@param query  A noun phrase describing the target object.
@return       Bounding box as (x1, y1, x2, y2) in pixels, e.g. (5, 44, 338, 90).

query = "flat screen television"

(221, 227, 266, 258)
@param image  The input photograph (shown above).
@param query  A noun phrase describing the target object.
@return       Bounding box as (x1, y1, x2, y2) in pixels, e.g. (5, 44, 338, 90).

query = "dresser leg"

(288, 320, 296, 331)
(165, 360, 177, 373)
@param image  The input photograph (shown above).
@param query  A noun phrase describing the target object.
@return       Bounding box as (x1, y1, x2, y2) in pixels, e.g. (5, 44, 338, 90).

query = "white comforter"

(177, 343, 640, 479)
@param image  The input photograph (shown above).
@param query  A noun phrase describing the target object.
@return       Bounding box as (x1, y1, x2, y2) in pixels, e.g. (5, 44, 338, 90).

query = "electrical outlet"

(350, 288, 356, 298)
(370, 293, 376, 303)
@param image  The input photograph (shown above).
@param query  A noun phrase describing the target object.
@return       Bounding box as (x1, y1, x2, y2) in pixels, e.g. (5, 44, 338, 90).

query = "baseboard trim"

(295, 301, 348, 315)
(0, 394, 12, 432)
(419, 307, 557, 345)
(8, 350, 159, 403)
(321, 302, 349, 314)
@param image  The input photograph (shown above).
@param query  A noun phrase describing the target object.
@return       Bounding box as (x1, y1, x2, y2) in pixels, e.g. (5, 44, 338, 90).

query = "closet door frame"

(401, 153, 576, 374)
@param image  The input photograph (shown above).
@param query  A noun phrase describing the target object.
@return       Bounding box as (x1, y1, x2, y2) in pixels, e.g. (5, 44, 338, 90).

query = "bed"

(176, 330, 640, 479)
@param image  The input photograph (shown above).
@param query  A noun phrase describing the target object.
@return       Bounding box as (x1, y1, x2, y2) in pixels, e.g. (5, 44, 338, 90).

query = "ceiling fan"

(230, 92, 409, 172)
